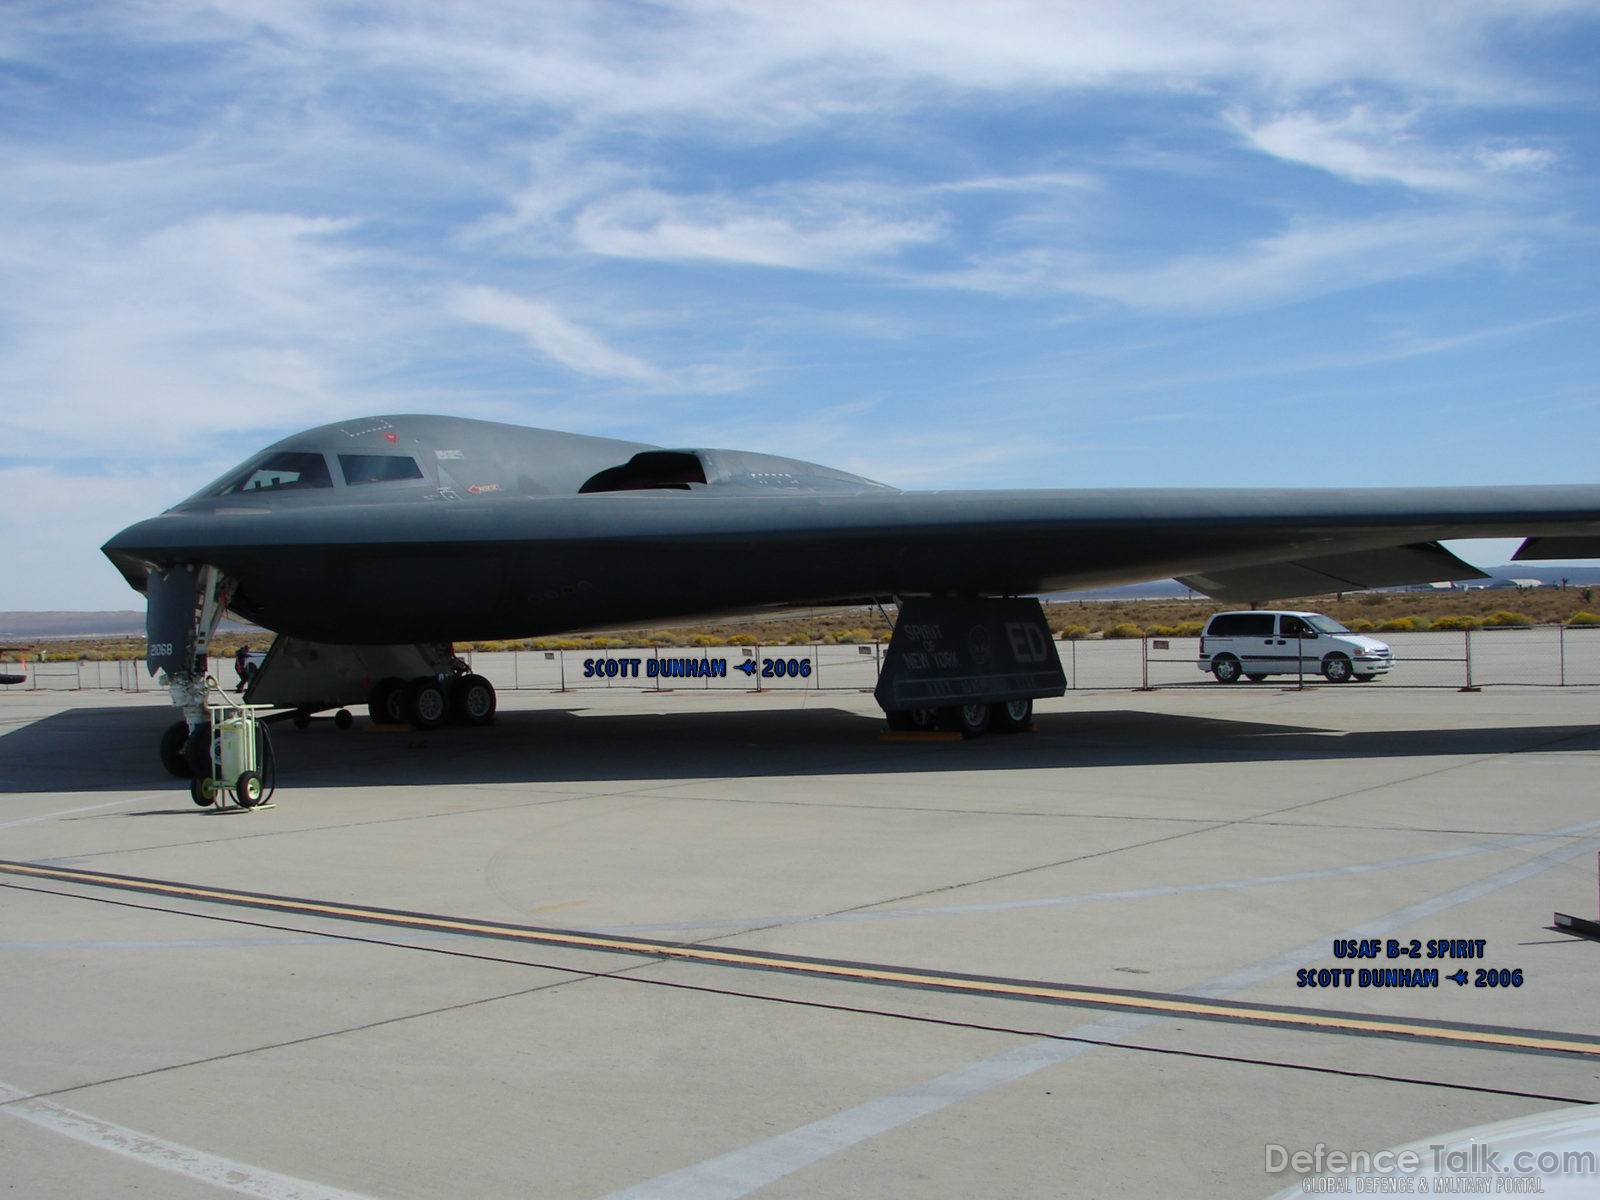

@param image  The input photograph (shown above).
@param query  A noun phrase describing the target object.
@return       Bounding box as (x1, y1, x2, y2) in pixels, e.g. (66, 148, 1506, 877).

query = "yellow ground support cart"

(189, 679, 276, 810)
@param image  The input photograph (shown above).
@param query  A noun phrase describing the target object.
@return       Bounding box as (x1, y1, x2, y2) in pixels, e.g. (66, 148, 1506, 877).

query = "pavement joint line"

(592, 802, 1600, 1200)
(4, 857, 1599, 1060)
(0, 795, 162, 830)
(569, 817, 1600, 934)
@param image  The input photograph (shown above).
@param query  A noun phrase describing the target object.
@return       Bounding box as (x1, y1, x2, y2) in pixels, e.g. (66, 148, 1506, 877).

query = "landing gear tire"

(407, 678, 450, 730)
(160, 720, 193, 778)
(292, 710, 312, 729)
(939, 702, 991, 738)
(183, 723, 212, 778)
(1322, 655, 1353, 684)
(990, 697, 1034, 733)
(235, 770, 265, 808)
(450, 674, 497, 726)
(885, 707, 939, 732)
(368, 677, 406, 725)
(189, 775, 216, 807)
(1211, 655, 1242, 684)
(334, 708, 354, 729)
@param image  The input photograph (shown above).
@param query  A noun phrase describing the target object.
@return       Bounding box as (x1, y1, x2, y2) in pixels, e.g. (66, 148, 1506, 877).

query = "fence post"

(1560, 623, 1567, 687)
(1460, 629, 1479, 692)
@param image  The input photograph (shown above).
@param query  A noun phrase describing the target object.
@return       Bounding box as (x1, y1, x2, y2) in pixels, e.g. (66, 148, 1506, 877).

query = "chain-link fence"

(11, 626, 1598, 696)
(1125, 627, 1600, 689)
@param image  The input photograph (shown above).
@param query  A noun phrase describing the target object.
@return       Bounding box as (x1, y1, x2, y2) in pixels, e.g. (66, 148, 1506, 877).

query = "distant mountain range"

(1055, 565, 1600, 600)
(7, 566, 1599, 639)
(0, 612, 259, 640)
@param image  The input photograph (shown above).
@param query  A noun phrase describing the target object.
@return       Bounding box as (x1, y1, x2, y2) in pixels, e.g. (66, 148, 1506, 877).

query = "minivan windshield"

(1305, 614, 1353, 635)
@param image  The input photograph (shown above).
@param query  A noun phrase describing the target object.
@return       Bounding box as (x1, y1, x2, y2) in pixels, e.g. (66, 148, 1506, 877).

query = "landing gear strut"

(147, 563, 236, 780)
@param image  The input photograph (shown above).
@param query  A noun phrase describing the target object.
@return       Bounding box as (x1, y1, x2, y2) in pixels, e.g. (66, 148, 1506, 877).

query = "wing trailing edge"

(1513, 536, 1600, 561)
(1176, 541, 1488, 604)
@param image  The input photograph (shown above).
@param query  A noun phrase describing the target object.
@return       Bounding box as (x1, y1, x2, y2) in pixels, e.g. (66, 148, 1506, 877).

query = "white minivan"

(1198, 610, 1393, 684)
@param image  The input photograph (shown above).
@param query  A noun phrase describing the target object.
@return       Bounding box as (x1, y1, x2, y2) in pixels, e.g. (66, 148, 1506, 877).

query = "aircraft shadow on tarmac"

(2, 703, 1597, 795)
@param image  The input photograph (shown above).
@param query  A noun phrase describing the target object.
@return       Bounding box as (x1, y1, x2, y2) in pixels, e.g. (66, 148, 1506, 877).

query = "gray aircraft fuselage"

(103, 414, 1600, 647)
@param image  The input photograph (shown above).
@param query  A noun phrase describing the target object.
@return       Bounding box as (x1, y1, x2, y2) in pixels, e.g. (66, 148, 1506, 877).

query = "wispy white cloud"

(570, 183, 945, 270)
(931, 210, 1540, 312)
(1078, 213, 1519, 312)
(0, 212, 386, 453)
(1229, 106, 1560, 193)
(446, 285, 660, 382)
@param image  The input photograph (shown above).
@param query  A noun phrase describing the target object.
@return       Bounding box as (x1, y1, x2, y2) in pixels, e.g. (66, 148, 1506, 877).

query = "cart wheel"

(235, 770, 265, 808)
(189, 776, 216, 807)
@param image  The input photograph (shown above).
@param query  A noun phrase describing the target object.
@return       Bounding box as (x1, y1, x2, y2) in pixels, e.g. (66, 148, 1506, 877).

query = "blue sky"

(2, 1, 1597, 611)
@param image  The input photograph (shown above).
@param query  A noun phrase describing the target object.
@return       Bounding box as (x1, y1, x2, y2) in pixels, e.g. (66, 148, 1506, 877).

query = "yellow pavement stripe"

(5, 859, 1596, 1058)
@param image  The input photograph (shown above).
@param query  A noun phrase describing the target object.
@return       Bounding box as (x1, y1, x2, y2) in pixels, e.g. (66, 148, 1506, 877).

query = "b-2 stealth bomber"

(102, 414, 1600, 776)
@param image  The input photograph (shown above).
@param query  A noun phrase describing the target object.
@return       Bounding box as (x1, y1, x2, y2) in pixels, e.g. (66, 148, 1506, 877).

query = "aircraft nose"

(101, 513, 195, 590)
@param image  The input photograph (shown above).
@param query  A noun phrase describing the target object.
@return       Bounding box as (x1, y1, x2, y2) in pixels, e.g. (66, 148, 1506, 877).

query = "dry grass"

(10, 586, 1597, 663)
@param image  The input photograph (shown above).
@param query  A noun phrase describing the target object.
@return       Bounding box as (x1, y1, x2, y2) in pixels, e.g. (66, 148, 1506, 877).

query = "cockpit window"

(221, 452, 333, 494)
(339, 454, 425, 486)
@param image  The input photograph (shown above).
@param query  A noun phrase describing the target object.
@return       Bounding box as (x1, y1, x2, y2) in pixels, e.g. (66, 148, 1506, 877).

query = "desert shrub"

(1568, 612, 1600, 626)
(1057, 625, 1091, 640)
(727, 633, 759, 645)
(1431, 615, 1480, 631)
(1104, 622, 1145, 639)
(1358, 594, 1388, 607)
(1483, 610, 1533, 628)
(785, 633, 812, 645)
(689, 634, 726, 646)
(1376, 617, 1417, 632)
(835, 628, 873, 644)
(1348, 619, 1375, 632)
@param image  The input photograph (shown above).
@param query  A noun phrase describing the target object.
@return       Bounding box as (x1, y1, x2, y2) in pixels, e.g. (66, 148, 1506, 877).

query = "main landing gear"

(366, 671, 497, 730)
(875, 596, 1063, 740)
(884, 697, 1033, 739)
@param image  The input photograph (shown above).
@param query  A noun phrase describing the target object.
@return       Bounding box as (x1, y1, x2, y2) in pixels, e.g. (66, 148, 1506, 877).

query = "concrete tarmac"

(3, 678, 1600, 1198)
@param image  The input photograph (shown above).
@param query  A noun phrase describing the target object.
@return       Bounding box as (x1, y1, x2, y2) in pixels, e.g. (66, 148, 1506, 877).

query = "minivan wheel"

(1322, 654, 1353, 683)
(1212, 655, 1242, 684)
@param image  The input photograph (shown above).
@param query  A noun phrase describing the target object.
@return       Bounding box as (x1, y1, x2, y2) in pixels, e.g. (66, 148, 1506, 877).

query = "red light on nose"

(384, 432, 398, 443)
